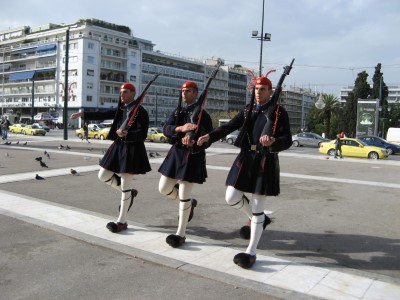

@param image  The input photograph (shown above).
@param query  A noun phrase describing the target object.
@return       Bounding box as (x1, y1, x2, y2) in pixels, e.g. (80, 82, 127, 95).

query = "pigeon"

(35, 157, 42, 162)
(46, 153, 50, 159)
(44, 150, 47, 155)
(58, 144, 64, 149)
(35, 174, 45, 180)
(4, 141, 11, 145)
(156, 152, 161, 156)
(70, 168, 78, 175)
(23, 142, 27, 146)
(66, 145, 71, 150)
(149, 152, 155, 158)
(40, 161, 48, 168)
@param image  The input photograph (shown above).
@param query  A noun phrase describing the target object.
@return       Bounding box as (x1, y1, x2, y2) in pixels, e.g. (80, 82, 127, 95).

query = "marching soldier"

(71, 82, 151, 233)
(197, 76, 292, 268)
(158, 81, 213, 248)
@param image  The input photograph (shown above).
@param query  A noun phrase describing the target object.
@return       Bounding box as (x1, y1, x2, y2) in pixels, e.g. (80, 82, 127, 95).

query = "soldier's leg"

(226, 185, 254, 239)
(106, 173, 137, 233)
(98, 167, 121, 190)
(166, 181, 195, 248)
(158, 175, 178, 200)
(234, 195, 267, 269)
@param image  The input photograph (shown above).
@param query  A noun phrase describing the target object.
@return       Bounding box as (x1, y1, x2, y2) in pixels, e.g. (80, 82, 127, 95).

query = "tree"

(343, 71, 371, 137)
(315, 94, 341, 138)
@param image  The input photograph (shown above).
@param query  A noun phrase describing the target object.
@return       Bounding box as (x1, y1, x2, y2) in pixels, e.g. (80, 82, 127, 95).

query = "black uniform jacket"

(208, 102, 292, 195)
(158, 102, 213, 184)
(84, 101, 151, 175)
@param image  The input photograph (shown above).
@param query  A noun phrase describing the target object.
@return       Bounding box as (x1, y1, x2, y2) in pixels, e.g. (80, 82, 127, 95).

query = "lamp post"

(374, 76, 383, 136)
(63, 27, 70, 140)
(251, 0, 271, 77)
(315, 93, 326, 138)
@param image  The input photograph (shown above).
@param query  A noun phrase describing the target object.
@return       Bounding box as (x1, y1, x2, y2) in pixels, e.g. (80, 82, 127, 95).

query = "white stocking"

(246, 195, 267, 256)
(116, 173, 135, 224)
(159, 175, 178, 200)
(225, 186, 252, 219)
(176, 181, 194, 237)
(98, 168, 120, 190)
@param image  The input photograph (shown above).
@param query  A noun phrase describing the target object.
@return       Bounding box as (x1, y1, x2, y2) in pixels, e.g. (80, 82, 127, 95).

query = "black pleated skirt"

(100, 140, 151, 174)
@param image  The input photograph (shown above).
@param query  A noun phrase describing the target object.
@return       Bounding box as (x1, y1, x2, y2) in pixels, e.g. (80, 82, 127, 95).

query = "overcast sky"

(1, 0, 399, 95)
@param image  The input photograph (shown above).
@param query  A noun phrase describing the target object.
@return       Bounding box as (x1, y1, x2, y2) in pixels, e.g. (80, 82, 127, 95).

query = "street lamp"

(315, 93, 325, 110)
(251, 0, 271, 77)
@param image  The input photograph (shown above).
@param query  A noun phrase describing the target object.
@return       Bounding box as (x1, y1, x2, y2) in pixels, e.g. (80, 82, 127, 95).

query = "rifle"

(261, 58, 294, 136)
(186, 61, 222, 140)
(233, 85, 255, 149)
(119, 73, 159, 131)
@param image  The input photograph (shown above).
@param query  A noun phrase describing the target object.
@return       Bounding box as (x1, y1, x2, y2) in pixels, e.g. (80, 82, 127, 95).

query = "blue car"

(357, 135, 400, 155)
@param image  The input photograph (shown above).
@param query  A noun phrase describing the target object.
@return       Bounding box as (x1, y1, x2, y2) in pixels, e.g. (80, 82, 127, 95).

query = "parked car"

(23, 125, 46, 136)
(97, 127, 110, 140)
(33, 123, 50, 132)
(75, 127, 98, 139)
(226, 130, 239, 145)
(357, 135, 400, 155)
(292, 132, 329, 148)
(319, 138, 389, 159)
(147, 127, 167, 143)
(9, 124, 26, 134)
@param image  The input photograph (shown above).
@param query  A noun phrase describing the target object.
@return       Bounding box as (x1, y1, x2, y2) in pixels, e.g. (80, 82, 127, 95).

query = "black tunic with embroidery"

(84, 101, 151, 175)
(158, 103, 213, 184)
(208, 102, 292, 195)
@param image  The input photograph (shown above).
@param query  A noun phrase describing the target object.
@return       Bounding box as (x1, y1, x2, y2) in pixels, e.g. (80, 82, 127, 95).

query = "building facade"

(1, 18, 316, 132)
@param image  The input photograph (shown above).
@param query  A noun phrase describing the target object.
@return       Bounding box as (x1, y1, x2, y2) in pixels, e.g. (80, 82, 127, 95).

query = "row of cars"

(291, 132, 400, 159)
(74, 125, 168, 143)
(9, 123, 49, 136)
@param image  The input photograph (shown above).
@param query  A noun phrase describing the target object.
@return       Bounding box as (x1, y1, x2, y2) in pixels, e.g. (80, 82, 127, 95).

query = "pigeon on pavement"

(35, 174, 45, 180)
(40, 161, 48, 168)
(70, 168, 78, 175)
(35, 157, 42, 161)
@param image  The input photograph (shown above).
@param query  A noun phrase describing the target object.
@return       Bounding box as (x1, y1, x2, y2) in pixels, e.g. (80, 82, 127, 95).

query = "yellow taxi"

(319, 137, 389, 159)
(147, 127, 167, 143)
(75, 128, 98, 139)
(9, 124, 26, 134)
(23, 125, 46, 136)
(97, 127, 110, 140)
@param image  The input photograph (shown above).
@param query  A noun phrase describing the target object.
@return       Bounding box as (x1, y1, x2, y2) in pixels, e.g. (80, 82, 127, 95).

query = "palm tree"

(316, 94, 341, 138)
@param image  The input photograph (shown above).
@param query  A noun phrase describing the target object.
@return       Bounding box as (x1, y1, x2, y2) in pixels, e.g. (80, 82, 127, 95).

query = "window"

(87, 56, 94, 64)
(88, 42, 94, 50)
(87, 95, 93, 102)
(87, 82, 94, 89)
(87, 69, 94, 76)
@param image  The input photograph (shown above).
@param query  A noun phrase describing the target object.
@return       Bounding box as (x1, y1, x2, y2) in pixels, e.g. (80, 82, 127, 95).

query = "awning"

(9, 71, 35, 81)
(11, 47, 37, 54)
(36, 44, 56, 52)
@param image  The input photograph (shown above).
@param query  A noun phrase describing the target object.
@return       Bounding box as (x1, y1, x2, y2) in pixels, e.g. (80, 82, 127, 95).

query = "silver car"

(226, 130, 239, 145)
(292, 132, 329, 148)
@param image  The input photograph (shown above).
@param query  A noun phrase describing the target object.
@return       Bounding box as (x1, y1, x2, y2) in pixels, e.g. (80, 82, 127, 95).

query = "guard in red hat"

(70, 82, 151, 234)
(158, 80, 213, 248)
(197, 76, 292, 269)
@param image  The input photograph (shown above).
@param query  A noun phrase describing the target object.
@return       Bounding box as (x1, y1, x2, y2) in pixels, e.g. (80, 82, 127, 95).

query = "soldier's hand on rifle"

(259, 135, 275, 147)
(197, 134, 210, 146)
(70, 112, 84, 119)
(182, 135, 195, 148)
(177, 123, 197, 133)
(116, 129, 128, 137)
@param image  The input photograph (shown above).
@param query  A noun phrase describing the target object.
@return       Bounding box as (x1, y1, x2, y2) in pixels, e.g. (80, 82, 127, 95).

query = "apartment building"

(1, 18, 315, 132)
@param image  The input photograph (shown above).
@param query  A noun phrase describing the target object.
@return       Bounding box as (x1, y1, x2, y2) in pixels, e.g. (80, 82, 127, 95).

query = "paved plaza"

(1, 133, 400, 299)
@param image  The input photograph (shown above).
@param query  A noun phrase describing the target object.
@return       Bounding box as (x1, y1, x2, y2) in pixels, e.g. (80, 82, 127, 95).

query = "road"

(1, 131, 400, 300)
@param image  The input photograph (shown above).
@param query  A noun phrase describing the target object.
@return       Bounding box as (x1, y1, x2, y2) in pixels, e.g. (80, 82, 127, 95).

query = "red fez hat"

(120, 82, 135, 92)
(255, 77, 272, 88)
(182, 81, 198, 90)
